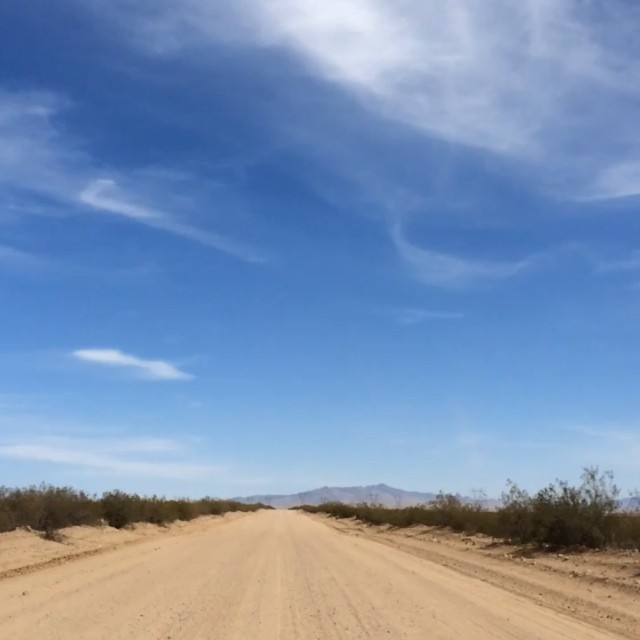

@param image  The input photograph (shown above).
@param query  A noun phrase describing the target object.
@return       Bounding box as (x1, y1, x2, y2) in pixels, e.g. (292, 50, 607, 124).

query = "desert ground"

(0, 509, 638, 639)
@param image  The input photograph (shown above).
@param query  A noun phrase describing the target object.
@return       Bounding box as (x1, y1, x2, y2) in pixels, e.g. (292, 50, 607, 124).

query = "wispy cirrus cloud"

(84, 0, 640, 291)
(0, 242, 161, 283)
(587, 163, 640, 201)
(0, 89, 265, 263)
(0, 245, 52, 274)
(98, 0, 640, 199)
(391, 225, 536, 289)
(390, 308, 464, 325)
(0, 404, 269, 489)
(0, 435, 225, 480)
(79, 179, 266, 262)
(566, 244, 640, 277)
(593, 251, 640, 275)
(72, 348, 193, 381)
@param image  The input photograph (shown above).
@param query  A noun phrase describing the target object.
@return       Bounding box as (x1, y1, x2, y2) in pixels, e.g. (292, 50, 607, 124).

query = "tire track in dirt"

(0, 510, 630, 639)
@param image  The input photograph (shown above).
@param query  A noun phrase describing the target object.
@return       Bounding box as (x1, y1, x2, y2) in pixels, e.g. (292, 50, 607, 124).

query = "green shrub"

(0, 485, 266, 536)
(101, 490, 137, 529)
(296, 467, 640, 551)
(502, 468, 620, 548)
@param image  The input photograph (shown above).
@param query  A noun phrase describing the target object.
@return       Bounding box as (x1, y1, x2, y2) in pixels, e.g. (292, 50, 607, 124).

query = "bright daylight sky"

(1, 1, 640, 498)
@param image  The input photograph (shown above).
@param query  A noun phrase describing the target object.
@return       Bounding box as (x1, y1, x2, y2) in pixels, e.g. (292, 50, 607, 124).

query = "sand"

(0, 509, 636, 638)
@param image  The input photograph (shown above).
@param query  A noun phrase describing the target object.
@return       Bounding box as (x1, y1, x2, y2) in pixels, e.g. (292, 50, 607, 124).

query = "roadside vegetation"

(295, 468, 640, 550)
(0, 484, 268, 539)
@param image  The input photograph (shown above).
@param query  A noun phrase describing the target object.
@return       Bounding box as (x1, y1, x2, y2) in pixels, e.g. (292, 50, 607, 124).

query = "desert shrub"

(101, 490, 137, 529)
(203, 499, 229, 516)
(613, 513, 640, 547)
(302, 494, 504, 537)
(499, 481, 535, 543)
(174, 500, 197, 521)
(0, 485, 265, 535)
(38, 485, 99, 537)
(0, 484, 100, 536)
(428, 493, 486, 532)
(296, 468, 640, 551)
(0, 504, 14, 533)
(2, 487, 44, 530)
(501, 468, 620, 548)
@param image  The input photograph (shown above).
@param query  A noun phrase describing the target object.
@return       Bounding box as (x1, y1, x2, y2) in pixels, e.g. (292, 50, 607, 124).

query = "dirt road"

(0, 510, 628, 639)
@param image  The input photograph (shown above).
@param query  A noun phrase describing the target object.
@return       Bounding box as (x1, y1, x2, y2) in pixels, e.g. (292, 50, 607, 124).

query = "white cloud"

(100, 0, 640, 199)
(0, 436, 225, 480)
(593, 250, 640, 275)
(79, 179, 266, 262)
(80, 179, 163, 222)
(85, 0, 640, 288)
(391, 308, 464, 324)
(73, 348, 193, 381)
(0, 89, 265, 263)
(0, 90, 84, 194)
(251, 0, 640, 178)
(0, 402, 271, 491)
(391, 225, 535, 289)
(567, 244, 640, 276)
(588, 162, 640, 200)
(0, 245, 50, 273)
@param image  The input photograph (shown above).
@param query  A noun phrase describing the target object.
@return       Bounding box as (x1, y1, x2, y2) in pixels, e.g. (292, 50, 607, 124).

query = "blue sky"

(1, 1, 640, 498)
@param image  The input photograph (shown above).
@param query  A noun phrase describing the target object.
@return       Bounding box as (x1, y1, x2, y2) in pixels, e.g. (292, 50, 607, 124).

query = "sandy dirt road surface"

(0, 510, 632, 639)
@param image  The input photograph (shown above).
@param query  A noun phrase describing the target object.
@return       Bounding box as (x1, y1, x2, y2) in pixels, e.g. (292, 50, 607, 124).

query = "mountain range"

(236, 483, 639, 511)
(236, 483, 439, 509)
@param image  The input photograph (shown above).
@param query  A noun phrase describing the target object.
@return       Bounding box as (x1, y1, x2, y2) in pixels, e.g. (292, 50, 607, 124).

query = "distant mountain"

(236, 484, 639, 511)
(235, 483, 438, 509)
